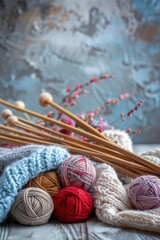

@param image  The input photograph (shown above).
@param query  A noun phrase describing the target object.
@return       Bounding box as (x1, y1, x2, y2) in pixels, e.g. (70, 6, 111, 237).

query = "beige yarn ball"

(11, 187, 54, 225)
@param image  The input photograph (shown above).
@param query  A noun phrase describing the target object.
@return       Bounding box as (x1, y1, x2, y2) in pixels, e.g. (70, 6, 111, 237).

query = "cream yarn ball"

(11, 187, 54, 225)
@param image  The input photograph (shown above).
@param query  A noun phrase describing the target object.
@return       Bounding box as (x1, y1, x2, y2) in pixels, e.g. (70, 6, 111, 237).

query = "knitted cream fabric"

(102, 129, 133, 151)
(141, 149, 160, 165)
(102, 129, 133, 184)
(94, 163, 160, 233)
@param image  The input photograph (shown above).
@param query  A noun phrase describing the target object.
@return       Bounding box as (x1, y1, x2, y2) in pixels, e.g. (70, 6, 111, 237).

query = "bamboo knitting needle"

(0, 130, 148, 176)
(0, 124, 50, 142)
(0, 135, 30, 146)
(6, 116, 111, 157)
(0, 131, 52, 145)
(92, 156, 139, 178)
(5, 117, 144, 172)
(0, 133, 138, 177)
(8, 114, 155, 173)
(1, 98, 160, 174)
(0, 99, 122, 144)
(1, 125, 158, 176)
(39, 92, 108, 140)
(1, 111, 132, 162)
(1, 110, 132, 163)
(0, 128, 159, 177)
(17, 116, 129, 160)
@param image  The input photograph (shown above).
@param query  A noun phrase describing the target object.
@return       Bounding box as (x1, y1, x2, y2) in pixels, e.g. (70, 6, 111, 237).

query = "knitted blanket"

(0, 145, 70, 223)
(94, 149, 160, 233)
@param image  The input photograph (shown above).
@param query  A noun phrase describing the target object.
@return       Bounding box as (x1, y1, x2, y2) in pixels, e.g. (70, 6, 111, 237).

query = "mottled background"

(0, 0, 160, 143)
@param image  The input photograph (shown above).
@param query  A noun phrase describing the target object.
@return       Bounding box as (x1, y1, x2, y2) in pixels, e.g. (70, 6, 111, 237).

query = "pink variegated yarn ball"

(57, 155, 96, 191)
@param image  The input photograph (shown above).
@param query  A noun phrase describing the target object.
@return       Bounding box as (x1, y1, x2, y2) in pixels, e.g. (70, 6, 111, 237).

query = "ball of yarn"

(127, 175, 160, 210)
(11, 187, 54, 225)
(53, 187, 93, 223)
(58, 155, 96, 191)
(24, 171, 60, 198)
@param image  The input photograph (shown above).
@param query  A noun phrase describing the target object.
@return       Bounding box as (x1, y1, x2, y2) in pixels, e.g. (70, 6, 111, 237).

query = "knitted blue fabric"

(0, 145, 70, 223)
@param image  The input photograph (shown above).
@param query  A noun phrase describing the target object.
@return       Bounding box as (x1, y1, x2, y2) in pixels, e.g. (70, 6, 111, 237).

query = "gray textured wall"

(0, 0, 160, 143)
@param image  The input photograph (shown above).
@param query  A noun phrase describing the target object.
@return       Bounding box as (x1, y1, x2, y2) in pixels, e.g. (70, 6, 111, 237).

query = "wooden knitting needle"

(68, 145, 158, 175)
(6, 117, 144, 171)
(0, 133, 138, 177)
(6, 116, 157, 174)
(6, 116, 115, 157)
(0, 124, 50, 142)
(1, 131, 158, 176)
(2, 111, 131, 162)
(0, 128, 158, 176)
(0, 131, 52, 145)
(1, 99, 160, 174)
(39, 92, 108, 140)
(2, 122, 156, 176)
(1, 109, 134, 164)
(92, 156, 139, 178)
(0, 99, 123, 144)
(17, 116, 130, 160)
(0, 135, 30, 146)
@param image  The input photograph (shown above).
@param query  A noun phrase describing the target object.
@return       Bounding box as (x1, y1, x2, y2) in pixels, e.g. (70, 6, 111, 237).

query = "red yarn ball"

(53, 187, 93, 223)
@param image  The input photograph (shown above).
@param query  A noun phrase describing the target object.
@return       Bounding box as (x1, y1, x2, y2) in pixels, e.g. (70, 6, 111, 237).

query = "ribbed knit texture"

(102, 129, 133, 184)
(94, 163, 160, 233)
(0, 145, 70, 223)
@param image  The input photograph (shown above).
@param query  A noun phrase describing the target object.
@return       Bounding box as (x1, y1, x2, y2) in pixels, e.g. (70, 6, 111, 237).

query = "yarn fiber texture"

(127, 175, 160, 210)
(141, 148, 160, 165)
(94, 163, 160, 233)
(58, 155, 96, 191)
(11, 187, 54, 225)
(102, 129, 133, 184)
(53, 186, 93, 223)
(102, 129, 133, 151)
(25, 171, 60, 198)
(0, 145, 70, 223)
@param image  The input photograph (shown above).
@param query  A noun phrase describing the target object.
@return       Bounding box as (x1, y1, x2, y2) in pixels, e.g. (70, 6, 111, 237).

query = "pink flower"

(73, 91, 79, 98)
(94, 109, 99, 115)
(59, 118, 76, 136)
(124, 93, 130, 98)
(106, 98, 112, 104)
(47, 111, 53, 118)
(126, 128, 132, 133)
(119, 94, 125, 100)
(112, 98, 118, 104)
(76, 84, 83, 89)
(120, 112, 125, 117)
(80, 136, 90, 142)
(66, 88, 72, 93)
(89, 112, 95, 118)
(100, 74, 109, 79)
(90, 77, 98, 83)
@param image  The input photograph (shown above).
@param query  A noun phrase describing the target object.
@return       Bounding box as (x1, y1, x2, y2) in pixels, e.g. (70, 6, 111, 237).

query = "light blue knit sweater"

(0, 145, 70, 223)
